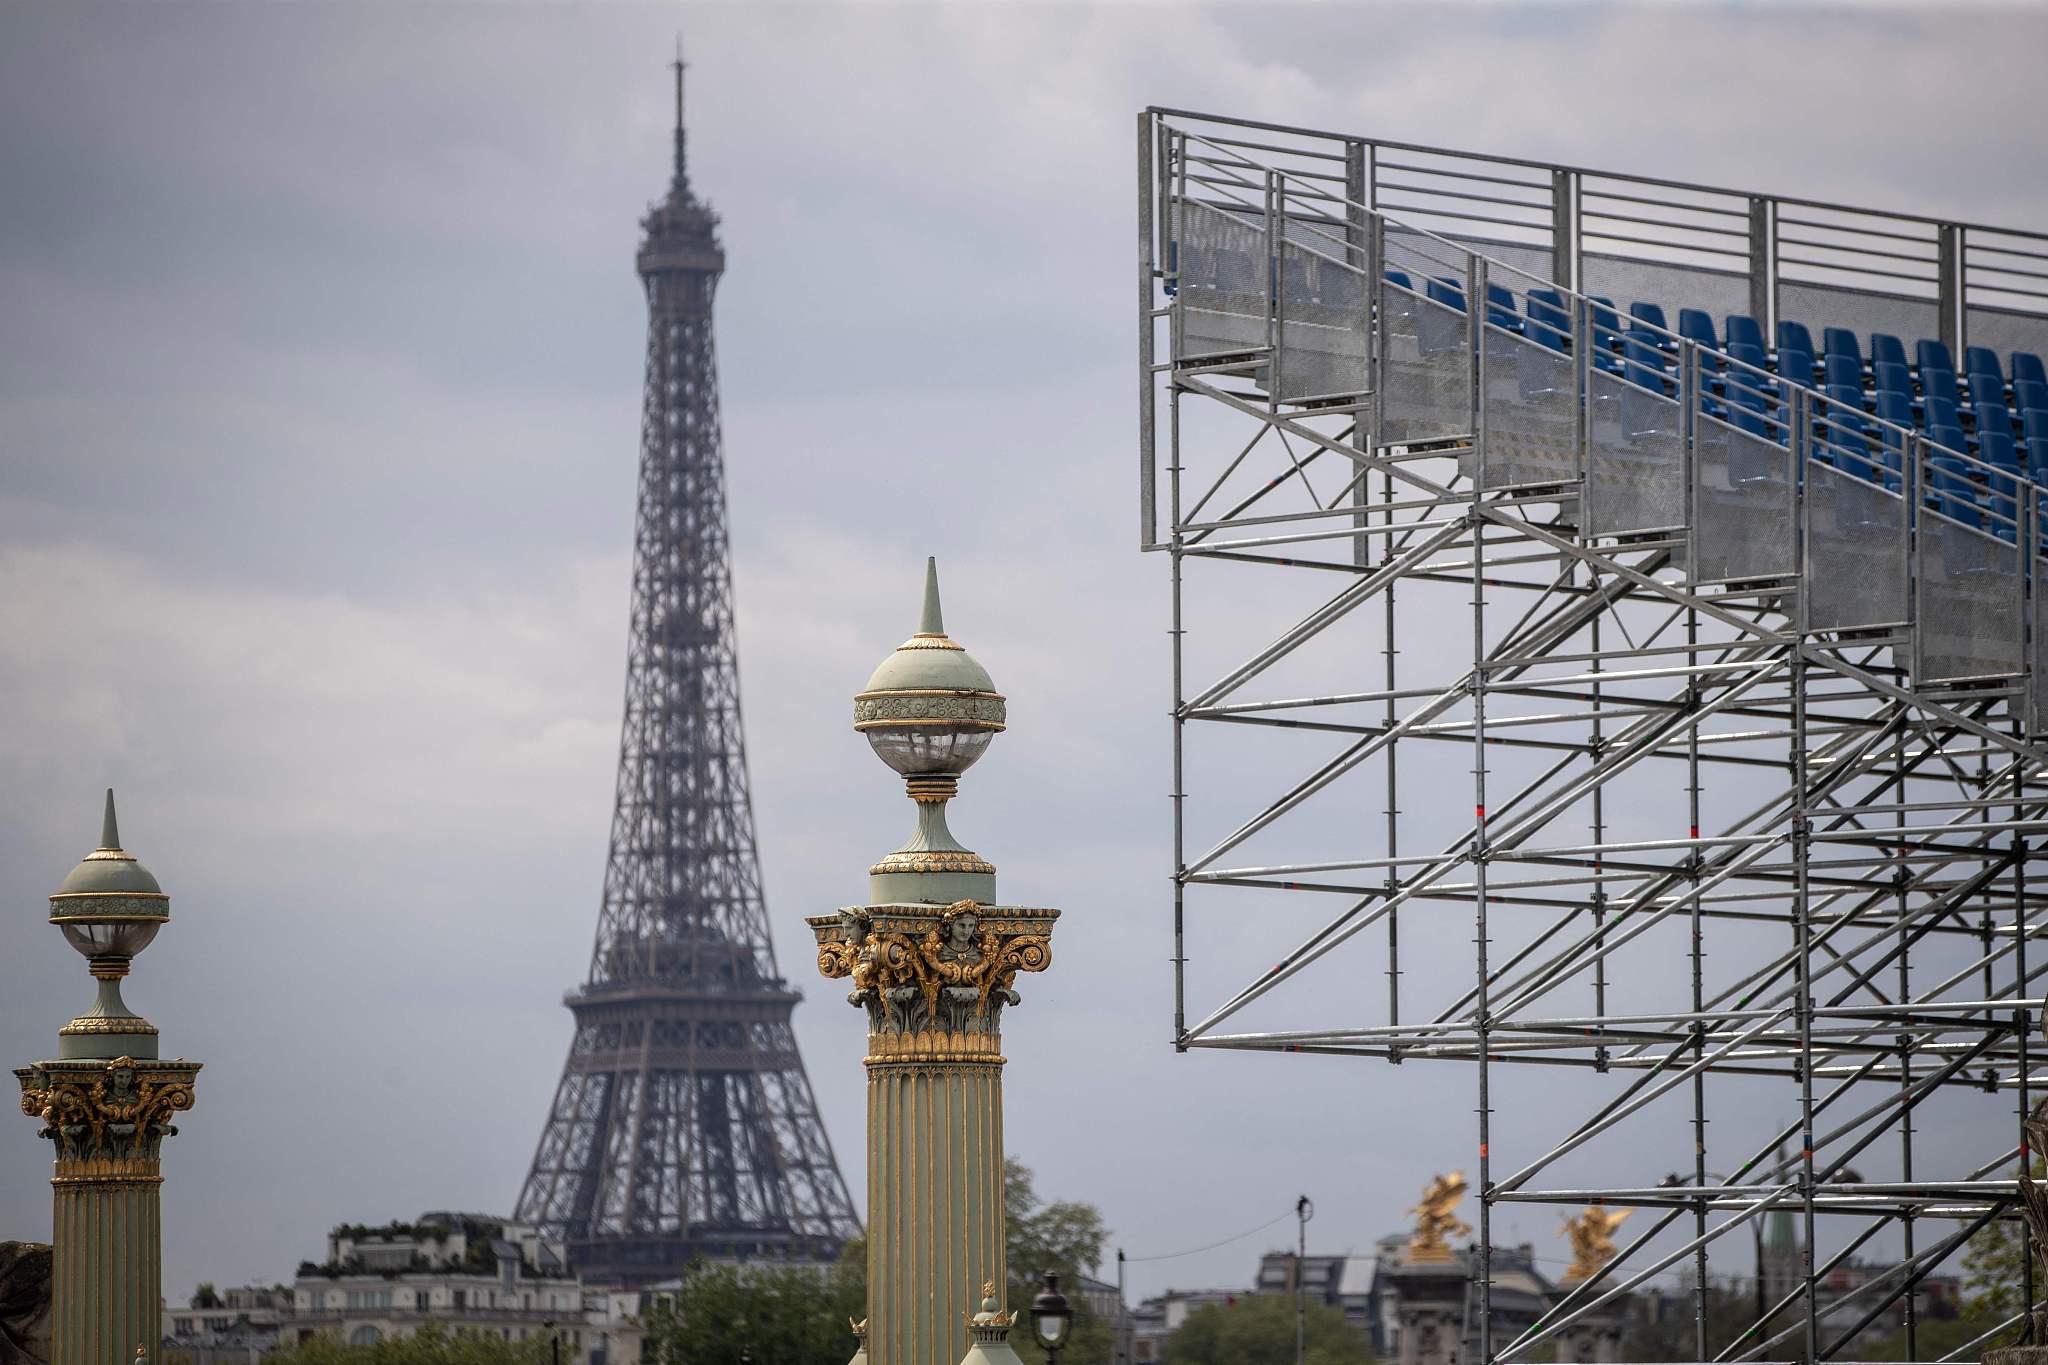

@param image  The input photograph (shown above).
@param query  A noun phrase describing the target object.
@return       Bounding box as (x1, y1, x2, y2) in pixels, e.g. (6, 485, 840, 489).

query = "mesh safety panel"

(1781, 282, 1937, 360)
(1477, 323, 1577, 488)
(1581, 255, 1751, 338)
(1804, 462, 1908, 630)
(1175, 201, 1268, 361)
(1692, 414, 1794, 584)
(1964, 306, 2048, 370)
(1916, 511, 2023, 683)
(1379, 279, 1469, 447)
(1276, 239, 1368, 403)
(1585, 370, 1684, 536)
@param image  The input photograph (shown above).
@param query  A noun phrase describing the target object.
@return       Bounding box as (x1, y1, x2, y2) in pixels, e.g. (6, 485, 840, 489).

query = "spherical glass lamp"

(854, 557, 1005, 802)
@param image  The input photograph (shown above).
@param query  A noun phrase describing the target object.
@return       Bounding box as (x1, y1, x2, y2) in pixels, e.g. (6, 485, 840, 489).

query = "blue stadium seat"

(1925, 452, 1977, 522)
(1872, 361, 1912, 398)
(1630, 301, 1670, 335)
(1725, 314, 1767, 355)
(2028, 435, 2048, 484)
(1966, 346, 2005, 381)
(1421, 276, 1466, 356)
(1728, 381, 1772, 434)
(1778, 347, 1815, 393)
(2014, 352, 2048, 390)
(1618, 329, 1676, 437)
(1524, 289, 1570, 352)
(2014, 378, 2048, 416)
(1969, 370, 2009, 413)
(1875, 389, 1914, 430)
(1873, 391, 1913, 475)
(1823, 354, 1863, 391)
(1384, 268, 1414, 290)
(1981, 428, 2020, 474)
(1678, 308, 1718, 350)
(1726, 342, 1774, 398)
(2022, 408, 2048, 450)
(1823, 327, 1861, 364)
(1485, 282, 1523, 334)
(1591, 296, 1626, 375)
(1917, 338, 1955, 376)
(1624, 328, 1673, 391)
(1923, 368, 1962, 413)
(1974, 404, 2013, 456)
(1924, 394, 1961, 434)
(1928, 423, 1969, 457)
(1870, 333, 1908, 373)
(1778, 320, 1816, 359)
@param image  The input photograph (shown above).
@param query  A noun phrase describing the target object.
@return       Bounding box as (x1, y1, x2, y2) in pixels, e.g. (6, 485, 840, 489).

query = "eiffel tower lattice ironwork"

(514, 58, 860, 1283)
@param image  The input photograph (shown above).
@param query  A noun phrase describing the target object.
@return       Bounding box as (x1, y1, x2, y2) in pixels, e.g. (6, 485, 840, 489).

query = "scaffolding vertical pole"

(1684, 346, 1709, 1359)
(1469, 251, 1494, 1365)
(1139, 112, 1157, 550)
(2019, 702, 2035, 1344)
(1168, 134, 1188, 1050)
(1790, 384, 1819, 1364)
(1347, 141, 1370, 572)
(1894, 720, 1917, 1363)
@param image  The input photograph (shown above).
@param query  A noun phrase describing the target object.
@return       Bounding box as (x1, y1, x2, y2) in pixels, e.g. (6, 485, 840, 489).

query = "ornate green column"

(811, 561, 1057, 1365)
(15, 794, 200, 1365)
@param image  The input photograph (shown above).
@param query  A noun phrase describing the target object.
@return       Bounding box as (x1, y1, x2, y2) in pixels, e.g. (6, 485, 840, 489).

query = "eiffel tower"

(514, 56, 860, 1283)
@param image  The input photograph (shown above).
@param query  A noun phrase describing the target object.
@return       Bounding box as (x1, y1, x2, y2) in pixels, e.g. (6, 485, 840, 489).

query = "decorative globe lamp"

(49, 790, 170, 1060)
(854, 557, 1007, 905)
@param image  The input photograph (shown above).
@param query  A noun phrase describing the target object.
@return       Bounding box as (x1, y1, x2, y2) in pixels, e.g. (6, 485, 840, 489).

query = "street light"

(1029, 1271, 1073, 1365)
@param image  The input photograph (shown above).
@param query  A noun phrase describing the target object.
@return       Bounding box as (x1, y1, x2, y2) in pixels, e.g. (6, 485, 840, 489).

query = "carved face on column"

(945, 911, 980, 957)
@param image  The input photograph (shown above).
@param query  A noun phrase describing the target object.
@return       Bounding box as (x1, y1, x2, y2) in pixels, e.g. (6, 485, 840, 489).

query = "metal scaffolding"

(1138, 108, 2048, 1362)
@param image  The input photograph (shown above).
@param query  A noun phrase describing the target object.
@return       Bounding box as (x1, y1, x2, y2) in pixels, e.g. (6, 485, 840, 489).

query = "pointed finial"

(100, 788, 121, 852)
(920, 557, 945, 636)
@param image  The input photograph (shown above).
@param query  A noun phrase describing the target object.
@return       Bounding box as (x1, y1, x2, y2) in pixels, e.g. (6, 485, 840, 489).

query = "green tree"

(641, 1246, 867, 1365)
(1162, 1294, 1373, 1365)
(265, 1322, 553, 1365)
(1005, 1159, 1114, 1364)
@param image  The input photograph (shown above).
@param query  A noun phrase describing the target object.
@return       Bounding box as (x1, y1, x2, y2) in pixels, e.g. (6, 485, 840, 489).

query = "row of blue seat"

(1378, 269, 2037, 539)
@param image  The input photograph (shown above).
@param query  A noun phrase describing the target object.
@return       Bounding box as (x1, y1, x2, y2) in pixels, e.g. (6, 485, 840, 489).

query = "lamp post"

(810, 559, 1059, 1365)
(1028, 1271, 1073, 1365)
(15, 793, 201, 1365)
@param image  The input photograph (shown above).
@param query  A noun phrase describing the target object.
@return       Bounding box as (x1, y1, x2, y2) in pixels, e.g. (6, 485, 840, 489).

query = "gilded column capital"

(810, 900, 1056, 1049)
(16, 1055, 200, 1180)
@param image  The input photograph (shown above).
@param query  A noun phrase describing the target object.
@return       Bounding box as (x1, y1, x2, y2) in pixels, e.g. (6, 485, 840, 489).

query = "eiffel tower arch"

(514, 60, 859, 1285)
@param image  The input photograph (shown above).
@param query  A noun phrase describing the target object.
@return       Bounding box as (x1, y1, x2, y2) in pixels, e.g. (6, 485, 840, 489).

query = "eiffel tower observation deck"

(514, 58, 859, 1284)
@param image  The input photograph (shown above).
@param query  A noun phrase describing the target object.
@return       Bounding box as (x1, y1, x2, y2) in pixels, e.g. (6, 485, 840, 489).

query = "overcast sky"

(4, 0, 2048, 1311)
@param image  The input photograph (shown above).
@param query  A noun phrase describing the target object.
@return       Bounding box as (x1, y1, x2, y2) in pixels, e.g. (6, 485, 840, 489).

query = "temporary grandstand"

(1137, 109, 2048, 1363)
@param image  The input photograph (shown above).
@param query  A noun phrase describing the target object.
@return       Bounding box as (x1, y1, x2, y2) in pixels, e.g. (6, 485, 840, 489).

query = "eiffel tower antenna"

(514, 58, 859, 1284)
(670, 34, 688, 194)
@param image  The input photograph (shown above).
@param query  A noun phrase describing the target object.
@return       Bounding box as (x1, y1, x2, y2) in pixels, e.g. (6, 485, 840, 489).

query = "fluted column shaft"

(868, 1039, 1006, 1365)
(52, 1176, 161, 1365)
